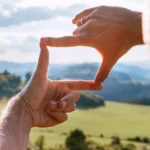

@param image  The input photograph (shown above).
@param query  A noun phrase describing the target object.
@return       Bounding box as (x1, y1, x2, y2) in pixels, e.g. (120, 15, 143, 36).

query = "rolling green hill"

(78, 92, 104, 108)
(46, 101, 150, 138)
(1, 101, 150, 148)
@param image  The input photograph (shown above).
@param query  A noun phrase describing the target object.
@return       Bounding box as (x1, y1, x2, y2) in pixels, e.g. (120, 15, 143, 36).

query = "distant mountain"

(0, 61, 150, 81)
(58, 63, 99, 80)
(0, 61, 37, 77)
(1, 61, 150, 103)
(56, 63, 150, 101)
(59, 62, 150, 82)
(128, 60, 150, 69)
(0, 61, 70, 78)
(96, 81, 150, 101)
(114, 63, 150, 81)
(58, 63, 134, 82)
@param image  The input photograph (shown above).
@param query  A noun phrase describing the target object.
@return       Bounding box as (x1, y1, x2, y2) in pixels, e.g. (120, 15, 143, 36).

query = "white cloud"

(0, 34, 149, 64)
(1, 10, 11, 17)
(0, 49, 39, 62)
(0, 4, 86, 27)
(0, 17, 74, 39)
(15, 0, 146, 12)
(15, 0, 144, 9)
(0, 0, 148, 64)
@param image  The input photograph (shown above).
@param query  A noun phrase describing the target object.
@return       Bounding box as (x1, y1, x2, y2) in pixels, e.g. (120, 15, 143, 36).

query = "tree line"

(0, 70, 32, 98)
(28, 129, 149, 150)
(0, 70, 105, 108)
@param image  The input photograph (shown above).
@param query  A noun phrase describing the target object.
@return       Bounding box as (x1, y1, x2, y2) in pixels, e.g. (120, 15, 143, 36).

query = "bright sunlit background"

(1, 1, 150, 149)
(0, 0, 149, 64)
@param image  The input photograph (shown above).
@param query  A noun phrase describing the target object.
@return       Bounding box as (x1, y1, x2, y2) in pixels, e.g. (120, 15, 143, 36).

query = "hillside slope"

(78, 92, 105, 108)
(57, 63, 150, 101)
(30, 101, 150, 139)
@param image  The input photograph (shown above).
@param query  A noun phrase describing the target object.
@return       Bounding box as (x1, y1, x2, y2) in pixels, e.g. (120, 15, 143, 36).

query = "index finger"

(41, 35, 86, 47)
(56, 80, 103, 91)
(94, 59, 118, 83)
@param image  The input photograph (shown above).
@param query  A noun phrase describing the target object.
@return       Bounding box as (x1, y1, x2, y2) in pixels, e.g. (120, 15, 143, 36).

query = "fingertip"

(73, 28, 80, 36)
(72, 18, 76, 24)
(39, 42, 46, 49)
(40, 37, 49, 45)
(63, 113, 68, 122)
(50, 111, 68, 123)
(93, 82, 103, 90)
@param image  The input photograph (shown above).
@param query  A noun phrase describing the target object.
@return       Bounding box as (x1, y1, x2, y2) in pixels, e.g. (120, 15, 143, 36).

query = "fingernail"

(41, 38, 48, 44)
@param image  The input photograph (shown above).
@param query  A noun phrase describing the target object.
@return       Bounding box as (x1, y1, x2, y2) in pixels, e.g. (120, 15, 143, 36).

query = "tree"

(8, 75, 21, 89)
(65, 129, 87, 150)
(2, 70, 10, 76)
(143, 137, 149, 143)
(111, 136, 121, 145)
(25, 72, 32, 83)
(35, 135, 45, 150)
(0, 71, 22, 98)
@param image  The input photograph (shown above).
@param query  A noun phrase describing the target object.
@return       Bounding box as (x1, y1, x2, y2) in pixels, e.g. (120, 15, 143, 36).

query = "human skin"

(0, 44, 102, 150)
(41, 6, 144, 86)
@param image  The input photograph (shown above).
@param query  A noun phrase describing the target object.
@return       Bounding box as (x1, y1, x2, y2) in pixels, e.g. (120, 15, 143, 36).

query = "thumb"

(94, 58, 117, 84)
(35, 43, 49, 77)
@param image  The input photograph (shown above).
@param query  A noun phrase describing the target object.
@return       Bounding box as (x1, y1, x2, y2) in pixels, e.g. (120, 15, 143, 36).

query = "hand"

(17, 43, 102, 128)
(41, 6, 143, 85)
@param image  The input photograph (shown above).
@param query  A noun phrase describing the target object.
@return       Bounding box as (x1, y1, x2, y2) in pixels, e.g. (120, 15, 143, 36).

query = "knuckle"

(83, 9, 89, 13)
(91, 10, 99, 18)
(93, 9, 98, 13)
(73, 30, 78, 35)
(100, 5, 106, 9)
(44, 37, 51, 44)
(87, 20, 93, 26)
(90, 13, 96, 18)
(76, 14, 80, 19)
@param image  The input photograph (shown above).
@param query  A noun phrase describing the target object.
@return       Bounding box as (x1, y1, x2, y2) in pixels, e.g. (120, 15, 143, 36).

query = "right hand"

(41, 6, 143, 85)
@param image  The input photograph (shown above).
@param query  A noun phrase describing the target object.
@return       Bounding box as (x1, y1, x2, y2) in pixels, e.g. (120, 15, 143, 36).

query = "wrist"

(2, 96, 32, 130)
(0, 96, 32, 150)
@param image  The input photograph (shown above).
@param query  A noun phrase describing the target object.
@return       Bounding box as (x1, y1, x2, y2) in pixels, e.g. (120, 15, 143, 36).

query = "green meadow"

(1, 100, 150, 148)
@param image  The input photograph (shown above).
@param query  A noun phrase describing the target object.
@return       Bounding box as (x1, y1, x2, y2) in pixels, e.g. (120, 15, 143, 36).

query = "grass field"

(1, 100, 150, 148)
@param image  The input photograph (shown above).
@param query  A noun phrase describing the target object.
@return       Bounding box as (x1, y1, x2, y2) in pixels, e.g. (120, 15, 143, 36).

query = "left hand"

(17, 43, 102, 128)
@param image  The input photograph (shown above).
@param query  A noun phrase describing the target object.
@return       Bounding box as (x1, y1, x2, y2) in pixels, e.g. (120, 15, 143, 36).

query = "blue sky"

(0, 0, 149, 64)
